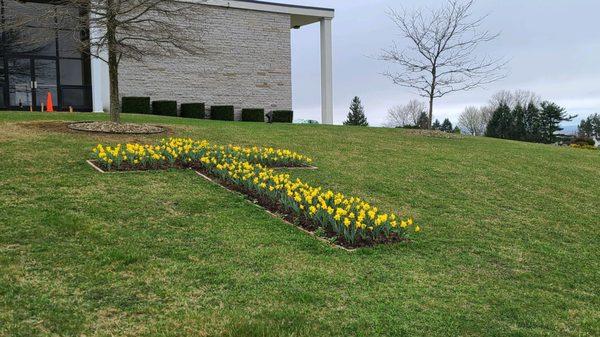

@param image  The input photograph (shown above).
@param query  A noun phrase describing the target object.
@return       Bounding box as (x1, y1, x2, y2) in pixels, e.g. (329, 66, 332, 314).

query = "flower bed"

(570, 143, 598, 151)
(91, 138, 420, 248)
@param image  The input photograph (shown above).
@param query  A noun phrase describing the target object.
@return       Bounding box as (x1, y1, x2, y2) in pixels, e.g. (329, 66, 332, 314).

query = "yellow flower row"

(569, 143, 598, 151)
(206, 157, 419, 244)
(91, 138, 419, 245)
(92, 138, 312, 169)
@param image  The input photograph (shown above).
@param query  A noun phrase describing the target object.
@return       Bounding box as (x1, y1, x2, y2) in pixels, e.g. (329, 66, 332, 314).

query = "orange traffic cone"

(46, 92, 54, 112)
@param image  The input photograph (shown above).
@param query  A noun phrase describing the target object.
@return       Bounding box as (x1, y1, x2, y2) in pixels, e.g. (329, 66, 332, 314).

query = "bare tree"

(10, 0, 205, 122)
(458, 106, 486, 135)
(488, 89, 541, 110)
(386, 99, 426, 127)
(381, 0, 506, 128)
(1, 0, 57, 55)
(480, 105, 495, 126)
(76, 0, 205, 122)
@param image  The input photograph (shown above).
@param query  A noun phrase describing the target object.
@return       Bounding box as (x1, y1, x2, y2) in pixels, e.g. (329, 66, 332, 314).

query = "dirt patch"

(403, 129, 464, 139)
(68, 121, 165, 134)
(16, 121, 174, 140)
(17, 121, 73, 133)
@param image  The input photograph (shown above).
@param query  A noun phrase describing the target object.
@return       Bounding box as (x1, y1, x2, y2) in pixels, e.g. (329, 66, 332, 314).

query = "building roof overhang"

(189, 0, 334, 28)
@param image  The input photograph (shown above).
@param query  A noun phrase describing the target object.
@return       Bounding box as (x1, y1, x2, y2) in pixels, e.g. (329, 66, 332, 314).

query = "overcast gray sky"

(273, 0, 599, 126)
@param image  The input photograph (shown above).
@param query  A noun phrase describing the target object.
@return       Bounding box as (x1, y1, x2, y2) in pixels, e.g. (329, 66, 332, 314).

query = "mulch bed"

(88, 160, 409, 250)
(403, 129, 464, 139)
(68, 121, 165, 134)
(17, 121, 172, 138)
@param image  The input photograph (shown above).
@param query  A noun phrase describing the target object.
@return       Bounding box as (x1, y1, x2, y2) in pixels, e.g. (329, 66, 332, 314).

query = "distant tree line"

(578, 114, 600, 141)
(452, 90, 575, 144)
(431, 118, 460, 134)
(485, 101, 574, 144)
(385, 100, 458, 133)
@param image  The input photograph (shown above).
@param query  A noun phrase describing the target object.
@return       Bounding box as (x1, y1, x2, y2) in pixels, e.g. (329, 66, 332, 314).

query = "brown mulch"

(17, 121, 173, 140)
(68, 121, 165, 134)
(403, 129, 465, 139)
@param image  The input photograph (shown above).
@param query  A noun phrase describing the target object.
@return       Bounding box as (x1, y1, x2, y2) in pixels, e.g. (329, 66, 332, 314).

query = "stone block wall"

(119, 4, 292, 120)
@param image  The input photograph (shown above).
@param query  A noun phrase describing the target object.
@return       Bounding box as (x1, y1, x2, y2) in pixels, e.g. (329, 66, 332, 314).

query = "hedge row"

(242, 109, 265, 122)
(121, 97, 292, 123)
(181, 103, 205, 119)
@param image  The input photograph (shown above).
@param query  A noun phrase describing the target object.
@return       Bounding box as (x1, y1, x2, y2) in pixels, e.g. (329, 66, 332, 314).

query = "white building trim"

(197, 0, 334, 27)
(320, 18, 333, 125)
(89, 11, 110, 113)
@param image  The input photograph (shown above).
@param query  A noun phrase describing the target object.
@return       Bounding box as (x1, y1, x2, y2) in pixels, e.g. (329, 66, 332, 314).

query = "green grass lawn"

(0, 111, 598, 337)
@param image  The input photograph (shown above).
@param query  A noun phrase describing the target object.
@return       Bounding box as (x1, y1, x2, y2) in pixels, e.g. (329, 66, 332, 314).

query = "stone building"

(0, 0, 335, 123)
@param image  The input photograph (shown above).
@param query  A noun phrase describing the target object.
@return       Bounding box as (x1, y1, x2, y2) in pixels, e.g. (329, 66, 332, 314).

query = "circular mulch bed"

(68, 121, 165, 134)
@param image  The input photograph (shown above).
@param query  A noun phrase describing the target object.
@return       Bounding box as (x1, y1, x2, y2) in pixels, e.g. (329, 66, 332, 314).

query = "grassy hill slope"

(1, 112, 598, 336)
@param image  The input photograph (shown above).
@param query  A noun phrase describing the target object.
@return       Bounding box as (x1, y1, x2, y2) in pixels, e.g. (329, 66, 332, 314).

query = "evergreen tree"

(524, 102, 541, 142)
(417, 112, 430, 129)
(343, 97, 369, 126)
(578, 114, 600, 140)
(432, 119, 442, 130)
(453, 126, 461, 134)
(510, 104, 527, 140)
(538, 101, 574, 143)
(485, 103, 511, 138)
(497, 104, 513, 139)
(578, 119, 593, 138)
(594, 115, 600, 139)
(440, 118, 453, 133)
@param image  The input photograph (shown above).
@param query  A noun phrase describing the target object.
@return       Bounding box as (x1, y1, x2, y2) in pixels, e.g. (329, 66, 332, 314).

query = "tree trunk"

(428, 96, 434, 130)
(106, 1, 120, 123)
(428, 69, 436, 129)
(108, 49, 120, 123)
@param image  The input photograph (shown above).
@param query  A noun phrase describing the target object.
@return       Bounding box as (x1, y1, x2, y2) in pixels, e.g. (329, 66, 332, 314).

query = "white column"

(89, 16, 110, 113)
(320, 18, 333, 125)
(90, 55, 109, 113)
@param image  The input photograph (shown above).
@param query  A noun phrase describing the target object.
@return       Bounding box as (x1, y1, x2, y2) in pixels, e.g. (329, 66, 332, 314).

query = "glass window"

(61, 87, 90, 108)
(34, 59, 58, 107)
(36, 86, 58, 107)
(4, 0, 57, 29)
(4, 27, 56, 56)
(0, 57, 4, 83)
(58, 30, 82, 58)
(8, 58, 32, 107)
(57, 7, 82, 30)
(59, 59, 84, 85)
(0, 58, 4, 104)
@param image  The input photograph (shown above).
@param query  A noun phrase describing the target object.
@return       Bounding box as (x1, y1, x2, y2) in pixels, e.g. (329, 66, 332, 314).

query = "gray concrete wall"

(118, 4, 292, 119)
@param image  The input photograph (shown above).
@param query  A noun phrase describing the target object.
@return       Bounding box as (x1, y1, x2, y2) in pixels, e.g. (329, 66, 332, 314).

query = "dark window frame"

(0, 0, 91, 111)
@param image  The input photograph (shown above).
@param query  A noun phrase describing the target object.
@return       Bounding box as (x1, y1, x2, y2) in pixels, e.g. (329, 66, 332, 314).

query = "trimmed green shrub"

(242, 108, 265, 122)
(122, 97, 150, 114)
(272, 110, 293, 123)
(181, 103, 205, 119)
(152, 100, 178, 117)
(211, 105, 235, 121)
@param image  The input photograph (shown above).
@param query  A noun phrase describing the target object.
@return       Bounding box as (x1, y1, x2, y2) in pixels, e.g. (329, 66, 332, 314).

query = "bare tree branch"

(2, 0, 206, 122)
(386, 99, 426, 128)
(381, 0, 506, 128)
